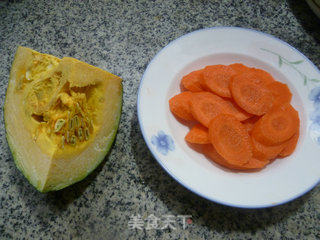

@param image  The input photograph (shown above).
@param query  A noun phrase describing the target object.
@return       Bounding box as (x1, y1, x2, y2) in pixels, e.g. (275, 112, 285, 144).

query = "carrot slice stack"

(169, 63, 300, 172)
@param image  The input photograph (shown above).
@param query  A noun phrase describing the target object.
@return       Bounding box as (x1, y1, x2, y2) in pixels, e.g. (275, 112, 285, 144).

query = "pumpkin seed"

(68, 118, 73, 130)
(26, 70, 31, 81)
(70, 135, 77, 145)
(84, 127, 89, 141)
(78, 128, 83, 141)
(73, 115, 79, 128)
(76, 102, 81, 112)
(54, 119, 66, 132)
(46, 64, 53, 70)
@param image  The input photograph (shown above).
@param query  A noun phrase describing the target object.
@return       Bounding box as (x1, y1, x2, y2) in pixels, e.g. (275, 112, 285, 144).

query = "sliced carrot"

(230, 70, 274, 115)
(185, 124, 210, 144)
(208, 114, 252, 166)
(203, 65, 235, 98)
(252, 104, 300, 145)
(169, 91, 195, 121)
(249, 68, 275, 85)
(202, 144, 230, 167)
(229, 63, 251, 74)
(181, 69, 204, 92)
(267, 81, 292, 106)
(242, 116, 260, 134)
(251, 136, 285, 161)
(230, 65, 274, 86)
(225, 99, 252, 121)
(279, 130, 299, 157)
(190, 92, 229, 127)
(244, 157, 270, 169)
(252, 125, 299, 160)
(242, 158, 269, 169)
(190, 92, 252, 126)
(203, 145, 268, 170)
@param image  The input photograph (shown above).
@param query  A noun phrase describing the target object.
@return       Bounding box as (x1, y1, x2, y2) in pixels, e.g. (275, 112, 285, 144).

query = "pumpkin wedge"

(4, 46, 122, 192)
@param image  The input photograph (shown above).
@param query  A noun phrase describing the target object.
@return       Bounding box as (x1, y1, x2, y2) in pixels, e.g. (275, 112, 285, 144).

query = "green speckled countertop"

(0, 0, 319, 239)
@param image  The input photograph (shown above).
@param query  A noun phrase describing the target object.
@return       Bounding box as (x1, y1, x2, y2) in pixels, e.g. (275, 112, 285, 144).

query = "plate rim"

(137, 26, 320, 209)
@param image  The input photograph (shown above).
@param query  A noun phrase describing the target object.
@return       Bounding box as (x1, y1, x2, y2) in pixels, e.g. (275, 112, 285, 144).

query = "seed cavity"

(46, 103, 92, 148)
(54, 119, 66, 132)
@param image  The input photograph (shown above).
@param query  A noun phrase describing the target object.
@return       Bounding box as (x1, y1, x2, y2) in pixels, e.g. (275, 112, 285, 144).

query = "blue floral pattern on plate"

(309, 87, 320, 144)
(151, 130, 175, 156)
(309, 86, 320, 109)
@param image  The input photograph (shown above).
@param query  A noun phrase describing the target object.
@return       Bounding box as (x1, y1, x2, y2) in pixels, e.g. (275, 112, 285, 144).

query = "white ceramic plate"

(137, 27, 320, 208)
